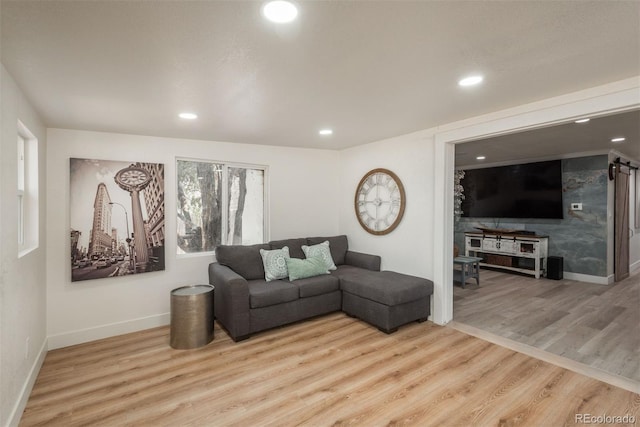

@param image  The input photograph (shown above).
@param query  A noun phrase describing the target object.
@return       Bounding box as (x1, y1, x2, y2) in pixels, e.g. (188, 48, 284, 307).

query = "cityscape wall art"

(70, 158, 165, 282)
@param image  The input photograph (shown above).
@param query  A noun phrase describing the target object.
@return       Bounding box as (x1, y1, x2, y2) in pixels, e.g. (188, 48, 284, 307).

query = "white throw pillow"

(302, 240, 337, 271)
(259, 246, 291, 282)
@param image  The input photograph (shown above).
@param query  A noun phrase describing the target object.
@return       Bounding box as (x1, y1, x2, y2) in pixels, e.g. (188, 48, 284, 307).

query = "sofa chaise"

(208, 235, 433, 341)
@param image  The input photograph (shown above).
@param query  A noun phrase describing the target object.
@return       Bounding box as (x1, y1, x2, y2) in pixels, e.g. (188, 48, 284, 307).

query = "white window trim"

(17, 119, 39, 258)
(175, 157, 269, 259)
(17, 134, 25, 247)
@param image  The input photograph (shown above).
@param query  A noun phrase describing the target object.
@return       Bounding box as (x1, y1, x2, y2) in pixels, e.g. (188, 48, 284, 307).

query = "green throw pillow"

(301, 240, 337, 271)
(259, 246, 290, 282)
(286, 256, 329, 281)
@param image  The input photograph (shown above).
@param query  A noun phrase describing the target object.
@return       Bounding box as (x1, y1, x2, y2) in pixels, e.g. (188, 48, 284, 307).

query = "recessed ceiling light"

(476, 155, 486, 160)
(263, 1, 298, 23)
(178, 112, 198, 120)
(575, 118, 590, 123)
(458, 75, 484, 87)
(319, 129, 333, 136)
(611, 137, 626, 143)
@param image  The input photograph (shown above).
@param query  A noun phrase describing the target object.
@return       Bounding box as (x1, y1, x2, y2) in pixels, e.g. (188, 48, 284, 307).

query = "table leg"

(461, 264, 467, 289)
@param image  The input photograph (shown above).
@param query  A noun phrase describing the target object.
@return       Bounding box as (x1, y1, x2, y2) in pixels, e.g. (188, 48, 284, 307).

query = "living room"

(2, 1, 639, 426)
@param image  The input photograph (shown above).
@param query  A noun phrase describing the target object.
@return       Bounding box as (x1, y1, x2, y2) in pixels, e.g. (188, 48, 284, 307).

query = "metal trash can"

(170, 284, 214, 349)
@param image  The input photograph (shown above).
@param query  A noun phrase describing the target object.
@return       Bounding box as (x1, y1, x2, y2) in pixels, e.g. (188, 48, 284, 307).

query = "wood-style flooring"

(454, 268, 640, 383)
(21, 313, 640, 426)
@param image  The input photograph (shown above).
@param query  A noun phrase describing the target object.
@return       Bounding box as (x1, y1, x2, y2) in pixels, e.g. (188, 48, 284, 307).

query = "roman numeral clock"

(355, 168, 406, 235)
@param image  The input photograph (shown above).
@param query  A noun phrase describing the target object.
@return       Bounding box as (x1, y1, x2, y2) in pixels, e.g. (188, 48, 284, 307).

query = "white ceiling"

(456, 109, 640, 167)
(2, 1, 639, 151)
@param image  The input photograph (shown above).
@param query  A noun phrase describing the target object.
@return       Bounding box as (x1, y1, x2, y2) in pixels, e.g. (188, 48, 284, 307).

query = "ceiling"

(2, 1, 639, 151)
(456, 109, 640, 167)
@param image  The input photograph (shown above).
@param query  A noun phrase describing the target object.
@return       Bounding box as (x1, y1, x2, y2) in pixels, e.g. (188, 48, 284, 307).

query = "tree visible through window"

(17, 120, 39, 256)
(177, 160, 265, 254)
(18, 134, 25, 246)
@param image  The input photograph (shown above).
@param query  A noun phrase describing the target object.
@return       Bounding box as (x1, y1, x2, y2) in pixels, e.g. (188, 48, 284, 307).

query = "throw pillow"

(286, 256, 330, 281)
(259, 246, 290, 282)
(302, 240, 337, 271)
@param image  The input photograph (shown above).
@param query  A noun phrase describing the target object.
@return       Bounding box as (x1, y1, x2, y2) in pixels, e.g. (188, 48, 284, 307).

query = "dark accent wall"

(454, 155, 608, 277)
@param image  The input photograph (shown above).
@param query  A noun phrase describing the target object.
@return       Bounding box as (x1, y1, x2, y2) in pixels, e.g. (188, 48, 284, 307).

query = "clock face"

(115, 167, 151, 191)
(354, 168, 406, 235)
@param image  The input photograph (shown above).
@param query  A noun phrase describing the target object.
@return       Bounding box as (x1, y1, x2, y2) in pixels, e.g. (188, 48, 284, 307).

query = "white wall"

(46, 129, 340, 349)
(338, 129, 440, 315)
(1, 66, 48, 427)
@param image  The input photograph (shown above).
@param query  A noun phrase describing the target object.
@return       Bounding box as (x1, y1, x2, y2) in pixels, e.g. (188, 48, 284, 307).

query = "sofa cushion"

(302, 241, 337, 271)
(291, 274, 340, 298)
(216, 243, 270, 280)
(340, 270, 433, 306)
(307, 235, 348, 265)
(286, 257, 329, 281)
(247, 279, 299, 309)
(330, 264, 365, 279)
(269, 238, 307, 259)
(260, 247, 291, 282)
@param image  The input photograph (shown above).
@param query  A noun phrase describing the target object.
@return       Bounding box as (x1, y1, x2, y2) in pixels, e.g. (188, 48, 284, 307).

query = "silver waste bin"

(170, 284, 214, 349)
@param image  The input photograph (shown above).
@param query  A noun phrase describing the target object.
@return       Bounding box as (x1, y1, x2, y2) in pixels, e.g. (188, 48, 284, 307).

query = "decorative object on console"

(474, 226, 530, 235)
(454, 169, 465, 223)
(355, 168, 406, 235)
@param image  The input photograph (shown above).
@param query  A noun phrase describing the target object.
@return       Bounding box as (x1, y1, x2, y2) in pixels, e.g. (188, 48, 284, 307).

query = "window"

(17, 134, 25, 246)
(177, 159, 266, 255)
(17, 120, 39, 256)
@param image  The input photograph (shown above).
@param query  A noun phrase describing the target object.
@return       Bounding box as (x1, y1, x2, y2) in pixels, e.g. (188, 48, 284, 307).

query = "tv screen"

(460, 160, 563, 219)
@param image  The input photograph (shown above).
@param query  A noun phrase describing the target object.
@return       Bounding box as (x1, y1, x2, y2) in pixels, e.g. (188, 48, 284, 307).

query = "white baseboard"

(631, 259, 640, 274)
(47, 312, 170, 350)
(7, 338, 48, 427)
(562, 271, 612, 285)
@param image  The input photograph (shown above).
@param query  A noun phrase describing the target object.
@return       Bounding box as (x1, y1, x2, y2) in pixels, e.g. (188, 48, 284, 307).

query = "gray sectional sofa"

(208, 235, 433, 341)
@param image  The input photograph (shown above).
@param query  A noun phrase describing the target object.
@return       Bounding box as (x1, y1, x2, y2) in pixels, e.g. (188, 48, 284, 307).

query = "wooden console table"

(465, 232, 548, 278)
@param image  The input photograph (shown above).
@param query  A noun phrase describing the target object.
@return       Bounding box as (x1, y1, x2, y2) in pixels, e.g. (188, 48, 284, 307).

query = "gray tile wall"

(454, 155, 608, 277)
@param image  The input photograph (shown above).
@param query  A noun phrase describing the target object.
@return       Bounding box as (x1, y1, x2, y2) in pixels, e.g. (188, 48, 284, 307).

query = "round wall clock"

(354, 168, 406, 235)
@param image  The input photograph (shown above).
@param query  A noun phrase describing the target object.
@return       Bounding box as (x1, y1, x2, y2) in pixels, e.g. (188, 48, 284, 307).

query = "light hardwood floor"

(454, 268, 640, 384)
(21, 313, 640, 426)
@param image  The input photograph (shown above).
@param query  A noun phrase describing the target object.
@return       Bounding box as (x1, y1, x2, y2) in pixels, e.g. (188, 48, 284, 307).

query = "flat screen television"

(460, 160, 563, 219)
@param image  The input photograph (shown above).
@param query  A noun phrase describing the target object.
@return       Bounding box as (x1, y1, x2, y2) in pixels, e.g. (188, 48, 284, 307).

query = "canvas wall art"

(70, 158, 165, 282)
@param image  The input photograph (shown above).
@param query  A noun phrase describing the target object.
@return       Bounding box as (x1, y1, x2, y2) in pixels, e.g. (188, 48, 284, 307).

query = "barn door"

(614, 165, 630, 282)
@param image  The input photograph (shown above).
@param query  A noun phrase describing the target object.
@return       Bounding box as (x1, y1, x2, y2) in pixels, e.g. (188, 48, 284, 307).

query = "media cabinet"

(464, 232, 548, 279)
